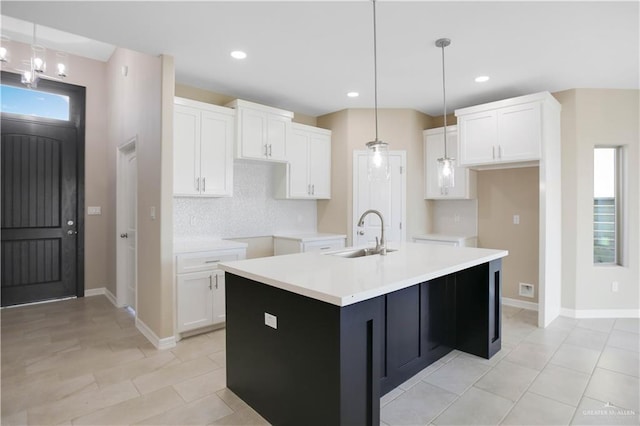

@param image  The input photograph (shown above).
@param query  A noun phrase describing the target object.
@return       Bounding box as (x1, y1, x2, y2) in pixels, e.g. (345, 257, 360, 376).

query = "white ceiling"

(1, 1, 638, 117)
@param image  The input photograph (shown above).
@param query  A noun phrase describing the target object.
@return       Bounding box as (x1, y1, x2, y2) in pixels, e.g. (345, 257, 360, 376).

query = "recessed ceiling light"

(230, 50, 247, 60)
(347, 92, 359, 98)
(475, 75, 490, 83)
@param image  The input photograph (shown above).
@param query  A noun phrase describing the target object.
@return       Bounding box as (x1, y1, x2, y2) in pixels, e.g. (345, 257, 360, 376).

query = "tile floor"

(1, 297, 638, 425)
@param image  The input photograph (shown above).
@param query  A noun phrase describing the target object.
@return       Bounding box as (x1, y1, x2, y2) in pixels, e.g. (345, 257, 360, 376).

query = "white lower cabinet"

(175, 247, 245, 334)
(273, 234, 346, 255)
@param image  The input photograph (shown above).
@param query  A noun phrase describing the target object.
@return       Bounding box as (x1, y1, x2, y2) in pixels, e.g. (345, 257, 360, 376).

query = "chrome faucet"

(357, 209, 386, 255)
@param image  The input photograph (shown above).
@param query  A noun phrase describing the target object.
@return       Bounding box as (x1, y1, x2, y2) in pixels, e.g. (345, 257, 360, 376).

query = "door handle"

(120, 233, 128, 238)
(358, 230, 365, 236)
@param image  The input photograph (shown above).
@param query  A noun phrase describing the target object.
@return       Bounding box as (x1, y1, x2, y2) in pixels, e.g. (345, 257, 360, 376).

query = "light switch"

(265, 312, 277, 329)
(150, 206, 156, 220)
(87, 206, 102, 215)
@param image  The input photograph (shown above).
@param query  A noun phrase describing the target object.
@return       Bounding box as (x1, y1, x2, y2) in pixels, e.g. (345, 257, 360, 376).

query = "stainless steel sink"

(328, 248, 397, 258)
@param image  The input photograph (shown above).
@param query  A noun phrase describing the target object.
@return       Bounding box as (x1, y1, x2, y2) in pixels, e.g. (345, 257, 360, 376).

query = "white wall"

(174, 162, 317, 238)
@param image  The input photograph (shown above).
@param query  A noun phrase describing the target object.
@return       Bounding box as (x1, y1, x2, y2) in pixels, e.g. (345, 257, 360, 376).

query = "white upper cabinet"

(227, 99, 293, 162)
(275, 123, 331, 199)
(456, 92, 557, 168)
(173, 97, 234, 197)
(424, 125, 476, 199)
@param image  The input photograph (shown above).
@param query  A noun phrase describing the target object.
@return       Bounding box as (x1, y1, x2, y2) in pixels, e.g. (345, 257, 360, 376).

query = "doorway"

(117, 137, 137, 310)
(0, 71, 86, 306)
(352, 150, 407, 246)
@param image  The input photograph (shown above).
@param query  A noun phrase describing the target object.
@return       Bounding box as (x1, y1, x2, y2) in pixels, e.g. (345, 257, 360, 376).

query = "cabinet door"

(309, 132, 331, 199)
(176, 271, 214, 332)
(200, 110, 234, 196)
(212, 270, 226, 324)
(174, 104, 201, 195)
(458, 110, 497, 166)
(287, 129, 311, 198)
(238, 108, 268, 160)
(497, 103, 541, 163)
(266, 114, 289, 161)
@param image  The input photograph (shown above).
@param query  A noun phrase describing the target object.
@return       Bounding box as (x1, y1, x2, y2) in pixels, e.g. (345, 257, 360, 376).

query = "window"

(593, 146, 623, 265)
(0, 84, 70, 121)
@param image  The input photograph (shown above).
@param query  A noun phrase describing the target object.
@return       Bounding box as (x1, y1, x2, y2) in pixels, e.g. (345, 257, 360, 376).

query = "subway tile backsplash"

(174, 162, 317, 239)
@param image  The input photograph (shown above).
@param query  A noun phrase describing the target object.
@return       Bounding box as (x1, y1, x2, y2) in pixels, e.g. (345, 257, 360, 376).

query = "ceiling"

(1, 1, 638, 117)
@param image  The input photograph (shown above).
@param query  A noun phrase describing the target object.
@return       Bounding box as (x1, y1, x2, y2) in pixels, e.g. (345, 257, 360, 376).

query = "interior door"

(124, 148, 137, 308)
(353, 151, 406, 246)
(1, 119, 78, 306)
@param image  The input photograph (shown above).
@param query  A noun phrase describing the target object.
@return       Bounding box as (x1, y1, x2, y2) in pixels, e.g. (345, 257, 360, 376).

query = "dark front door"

(1, 71, 85, 307)
(1, 119, 78, 305)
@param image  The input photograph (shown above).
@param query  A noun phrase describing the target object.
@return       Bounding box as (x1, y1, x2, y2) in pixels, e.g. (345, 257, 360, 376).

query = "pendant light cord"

(440, 41, 448, 158)
(372, 0, 379, 142)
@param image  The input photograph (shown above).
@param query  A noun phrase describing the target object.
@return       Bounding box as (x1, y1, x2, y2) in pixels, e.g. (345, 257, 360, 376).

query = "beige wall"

(1, 40, 110, 292)
(106, 48, 174, 339)
(477, 167, 540, 303)
(317, 108, 432, 243)
(554, 89, 639, 312)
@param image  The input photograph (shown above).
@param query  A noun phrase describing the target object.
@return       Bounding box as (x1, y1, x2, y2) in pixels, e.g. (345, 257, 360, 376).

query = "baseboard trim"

(136, 317, 176, 350)
(84, 288, 105, 297)
(85, 287, 122, 308)
(502, 297, 538, 311)
(560, 308, 640, 319)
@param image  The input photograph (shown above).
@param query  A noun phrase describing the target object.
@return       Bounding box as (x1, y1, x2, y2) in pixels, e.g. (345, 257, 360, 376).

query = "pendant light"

(436, 38, 455, 191)
(1, 23, 69, 88)
(366, 0, 390, 182)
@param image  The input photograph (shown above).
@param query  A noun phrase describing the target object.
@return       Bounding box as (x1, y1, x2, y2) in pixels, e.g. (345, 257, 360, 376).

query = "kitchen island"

(219, 242, 508, 426)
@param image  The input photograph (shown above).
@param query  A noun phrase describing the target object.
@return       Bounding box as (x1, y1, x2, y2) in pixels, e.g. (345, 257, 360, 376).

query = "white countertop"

(220, 242, 507, 307)
(272, 233, 347, 242)
(413, 234, 476, 242)
(174, 238, 248, 254)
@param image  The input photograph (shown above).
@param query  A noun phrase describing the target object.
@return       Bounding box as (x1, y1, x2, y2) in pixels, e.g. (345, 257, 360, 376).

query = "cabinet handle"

(308, 184, 311, 195)
(215, 274, 219, 289)
(196, 177, 200, 191)
(312, 184, 315, 195)
(498, 145, 502, 159)
(204, 260, 220, 264)
(492, 146, 496, 159)
(264, 144, 268, 157)
(268, 144, 272, 157)
(209, 275, 213, 290)
(320, 246, 331, 250)
(202, 177, 206, 192)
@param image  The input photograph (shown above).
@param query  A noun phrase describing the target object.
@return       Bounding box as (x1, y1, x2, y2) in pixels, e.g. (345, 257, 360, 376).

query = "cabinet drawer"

(176, 251, 240, 274)
(302, 239, 345, 253)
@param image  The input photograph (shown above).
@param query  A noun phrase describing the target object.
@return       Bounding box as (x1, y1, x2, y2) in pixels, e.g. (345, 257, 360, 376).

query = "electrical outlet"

(513, 215, 520, 225)
(519, 282, 535, 298)
(265, 312, 277, 329)
(612, 281, 619, 292)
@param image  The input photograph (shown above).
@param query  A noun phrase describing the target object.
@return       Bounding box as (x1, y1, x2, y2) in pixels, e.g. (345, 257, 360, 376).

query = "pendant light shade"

(436, 37, 455, 191)
(366, 0, 390, 182)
